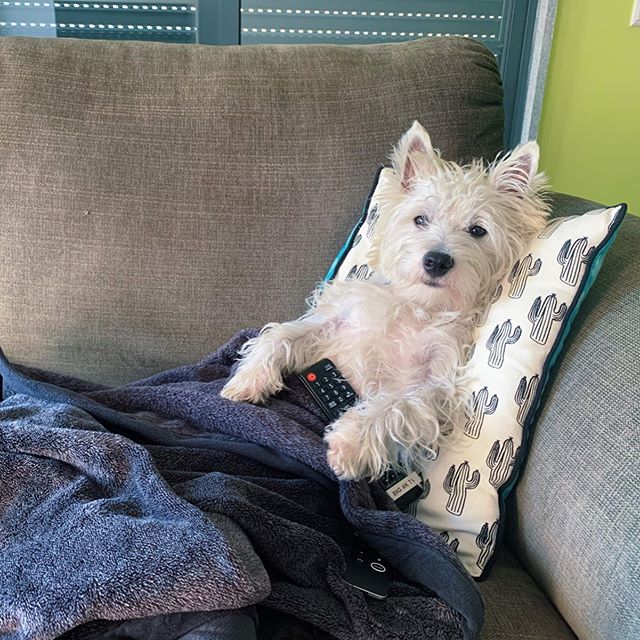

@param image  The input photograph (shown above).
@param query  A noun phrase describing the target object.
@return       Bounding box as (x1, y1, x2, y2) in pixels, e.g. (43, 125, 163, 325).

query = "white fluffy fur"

(221, 121, 550, 480)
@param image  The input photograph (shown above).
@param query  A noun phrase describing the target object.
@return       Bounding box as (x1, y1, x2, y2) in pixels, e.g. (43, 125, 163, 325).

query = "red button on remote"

(306, 372, 317, 382)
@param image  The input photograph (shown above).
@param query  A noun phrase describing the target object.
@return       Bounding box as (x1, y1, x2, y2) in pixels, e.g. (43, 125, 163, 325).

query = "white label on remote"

(385, 471, 421, 501)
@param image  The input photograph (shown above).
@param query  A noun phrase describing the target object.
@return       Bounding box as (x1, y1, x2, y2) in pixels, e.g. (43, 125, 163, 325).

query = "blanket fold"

(0, 330, 483, 640)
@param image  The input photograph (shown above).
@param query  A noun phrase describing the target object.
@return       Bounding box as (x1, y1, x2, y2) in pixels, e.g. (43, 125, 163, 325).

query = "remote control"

(298, 359, 358, 421)
(377, 469, 424, 511)
(343, 535, 391, 600)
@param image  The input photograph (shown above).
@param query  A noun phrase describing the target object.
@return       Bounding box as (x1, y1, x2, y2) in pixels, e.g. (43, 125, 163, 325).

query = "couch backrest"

(0, 36, 503, 384)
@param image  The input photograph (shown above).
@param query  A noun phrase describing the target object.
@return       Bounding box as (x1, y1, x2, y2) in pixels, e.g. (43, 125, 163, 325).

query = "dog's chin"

(423, 278, 445, 289)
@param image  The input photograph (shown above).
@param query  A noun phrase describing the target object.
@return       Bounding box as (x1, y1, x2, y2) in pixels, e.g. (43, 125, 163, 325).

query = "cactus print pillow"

(327, 168, 627, 579)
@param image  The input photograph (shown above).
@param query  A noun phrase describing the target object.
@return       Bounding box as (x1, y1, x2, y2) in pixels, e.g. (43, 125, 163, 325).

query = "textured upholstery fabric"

(0, 36, 503, 385)
(478, 546, 578, 640)
(505, 194, 640, 640)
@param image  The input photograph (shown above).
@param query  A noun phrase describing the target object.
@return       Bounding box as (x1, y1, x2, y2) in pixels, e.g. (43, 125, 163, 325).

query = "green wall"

(538, 0, 640, 214)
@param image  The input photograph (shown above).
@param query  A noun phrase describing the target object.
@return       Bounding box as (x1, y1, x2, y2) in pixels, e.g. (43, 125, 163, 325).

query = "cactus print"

(515, 374, 539, 426)
(443, 462, 480, 516)
(465, 387, 498, 439)
(486, 320, 522, 368)
(365, 203, 380, 240)
(528, 294, 567, 345)
(440, 531, 460, 552)
(507, 254, 541, 299)
(476, 521, 499, 570)
(352, 233, 363, 247)
(345, 264, 372, 281)
(477, 285, 504, 328)
(486, 438, 520, 488)
(405, 478, 431, 517)
(557, 237, 595, 286)
(466, 342, 477, 362)
(537, 215, 578, 239)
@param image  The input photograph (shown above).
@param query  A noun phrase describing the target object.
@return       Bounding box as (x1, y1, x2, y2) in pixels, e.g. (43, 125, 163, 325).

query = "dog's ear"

(491, 141, 540, 197)
(393, 121, 437, 192)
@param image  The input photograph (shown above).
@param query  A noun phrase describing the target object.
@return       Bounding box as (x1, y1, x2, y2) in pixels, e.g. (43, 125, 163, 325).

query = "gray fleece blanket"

(0, 330, 483, 640)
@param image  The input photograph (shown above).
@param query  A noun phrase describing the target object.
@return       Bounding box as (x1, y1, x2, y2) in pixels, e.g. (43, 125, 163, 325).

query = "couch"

(0, 35, 637, 640)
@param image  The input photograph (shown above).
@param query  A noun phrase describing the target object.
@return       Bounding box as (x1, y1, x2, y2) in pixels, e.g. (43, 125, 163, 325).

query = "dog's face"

(376, 121, 549, 313)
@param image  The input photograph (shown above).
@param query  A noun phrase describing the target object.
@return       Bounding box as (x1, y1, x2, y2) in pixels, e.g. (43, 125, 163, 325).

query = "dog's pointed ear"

(393, 121, 436, 192)
(491, 141, 540, 196)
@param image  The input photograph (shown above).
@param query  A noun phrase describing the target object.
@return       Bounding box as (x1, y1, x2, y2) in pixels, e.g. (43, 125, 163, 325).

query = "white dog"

(222, 122, 549, 480)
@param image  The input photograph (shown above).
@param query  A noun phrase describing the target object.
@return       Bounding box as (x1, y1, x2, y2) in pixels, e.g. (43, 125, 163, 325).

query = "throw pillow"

(327, 167, 626, 578)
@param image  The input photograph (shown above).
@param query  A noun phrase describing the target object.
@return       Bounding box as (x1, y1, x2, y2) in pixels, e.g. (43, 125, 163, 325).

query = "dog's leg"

(221, 318, 324, 403)
(325, 391, 454, 480)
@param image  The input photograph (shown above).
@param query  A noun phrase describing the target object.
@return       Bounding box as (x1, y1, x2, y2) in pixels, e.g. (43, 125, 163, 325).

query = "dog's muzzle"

(423, 251, 454, 278)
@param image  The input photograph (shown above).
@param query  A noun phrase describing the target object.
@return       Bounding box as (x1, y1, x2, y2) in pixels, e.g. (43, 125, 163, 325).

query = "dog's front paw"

(325, 428, 363, 480)
(220, 366, 282, 404)
(324, 411, 387, 480)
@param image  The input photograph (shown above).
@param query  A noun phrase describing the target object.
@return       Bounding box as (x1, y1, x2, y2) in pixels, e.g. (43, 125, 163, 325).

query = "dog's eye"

(414, 215, 429, 227)
(469, 225, 487, 238)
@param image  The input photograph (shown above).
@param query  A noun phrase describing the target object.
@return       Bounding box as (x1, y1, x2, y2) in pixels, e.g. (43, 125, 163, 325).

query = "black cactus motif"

(465, 387, 498, 439)
(486, 438, 520, 488)
(507, 254, 542, 299)
(557, 237, 595, 286)
(466, 342, 477, 362)
(405, 478, 431, 517)
(477, 285, 503, 328)
(528, 294, 567, 345)
(443, 461, 480, 516)
(346, 264, 372, 281)
(486, 320, 522, 368)
(514, 374, 539, 426)
(537, 215, 578, 239)
(365, 203, 380, 239)
(476, 520, 499, 570)
(352, 233, 363, 247)
(440, 531, 460, 552)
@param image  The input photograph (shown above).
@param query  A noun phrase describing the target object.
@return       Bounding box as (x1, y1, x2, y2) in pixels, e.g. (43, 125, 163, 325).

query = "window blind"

(0, 1, 197, 43)
(241, 1, 504, 48)
(240, 0, 539, 147)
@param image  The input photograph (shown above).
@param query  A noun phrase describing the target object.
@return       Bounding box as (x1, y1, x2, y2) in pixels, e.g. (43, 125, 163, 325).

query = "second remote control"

(298, 359, 358, 421)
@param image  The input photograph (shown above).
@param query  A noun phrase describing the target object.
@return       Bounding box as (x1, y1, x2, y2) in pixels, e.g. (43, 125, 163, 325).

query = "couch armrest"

(505, 193, 639, 640)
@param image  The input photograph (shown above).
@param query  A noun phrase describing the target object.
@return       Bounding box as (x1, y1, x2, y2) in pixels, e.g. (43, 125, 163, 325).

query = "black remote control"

(298, 359, 358, 421)
(343, 535, 391, 600)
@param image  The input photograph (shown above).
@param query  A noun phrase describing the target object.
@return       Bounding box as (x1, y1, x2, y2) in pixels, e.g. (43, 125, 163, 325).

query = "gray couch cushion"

(0, 36, 503, 385)
(478, 546, 578, 639)
(505, 194, 640, 640)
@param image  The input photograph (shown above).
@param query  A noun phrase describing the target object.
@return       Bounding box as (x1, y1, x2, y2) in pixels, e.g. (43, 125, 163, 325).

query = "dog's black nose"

(423, 251, 454, 277)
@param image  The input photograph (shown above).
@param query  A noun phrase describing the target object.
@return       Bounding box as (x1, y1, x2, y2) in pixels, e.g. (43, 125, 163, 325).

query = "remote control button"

(328, 401, 337, 409)
(370, 562, 386, 573)
(306, 373, 317, 382)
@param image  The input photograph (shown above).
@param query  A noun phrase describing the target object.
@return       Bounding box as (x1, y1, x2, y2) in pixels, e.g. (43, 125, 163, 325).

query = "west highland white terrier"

(221, 121, 549, 480)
